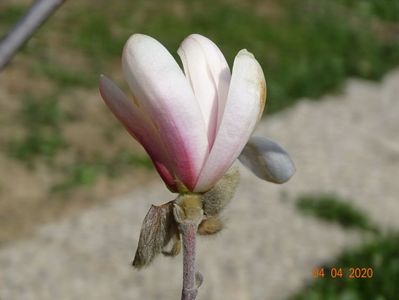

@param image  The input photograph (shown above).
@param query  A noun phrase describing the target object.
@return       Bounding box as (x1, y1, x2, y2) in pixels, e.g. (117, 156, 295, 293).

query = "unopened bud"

(200, 165, 240, 217)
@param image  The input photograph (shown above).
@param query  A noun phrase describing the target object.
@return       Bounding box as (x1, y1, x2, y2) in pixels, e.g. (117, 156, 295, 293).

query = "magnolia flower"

(99, 34, 294, 194)
(99, 35, 296, 288)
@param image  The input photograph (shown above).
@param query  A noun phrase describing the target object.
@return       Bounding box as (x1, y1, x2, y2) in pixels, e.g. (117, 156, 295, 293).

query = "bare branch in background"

(0, 0, 67, 71)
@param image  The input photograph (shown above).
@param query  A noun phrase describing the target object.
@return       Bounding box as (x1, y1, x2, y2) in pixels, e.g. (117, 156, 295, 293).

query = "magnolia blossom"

(100, 33, 268, 193)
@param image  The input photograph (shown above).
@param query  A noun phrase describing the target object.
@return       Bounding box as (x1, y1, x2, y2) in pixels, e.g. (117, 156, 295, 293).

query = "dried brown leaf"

(132, 200, 178, 268)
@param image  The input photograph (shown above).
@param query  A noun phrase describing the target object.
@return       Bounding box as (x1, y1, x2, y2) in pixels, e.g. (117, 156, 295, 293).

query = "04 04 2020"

(312, 267, 374, 279)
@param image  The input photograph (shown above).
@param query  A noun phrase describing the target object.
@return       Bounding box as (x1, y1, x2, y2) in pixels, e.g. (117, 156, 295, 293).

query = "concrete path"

(1, 69, 398, 300)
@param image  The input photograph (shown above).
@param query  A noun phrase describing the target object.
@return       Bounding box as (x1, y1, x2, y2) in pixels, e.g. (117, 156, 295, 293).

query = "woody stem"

(180, 221, 200, 300)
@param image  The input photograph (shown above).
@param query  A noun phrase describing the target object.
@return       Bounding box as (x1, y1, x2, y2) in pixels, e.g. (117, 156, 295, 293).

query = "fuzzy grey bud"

(239, 136, 295, 184)
(200, 165, 240, 217)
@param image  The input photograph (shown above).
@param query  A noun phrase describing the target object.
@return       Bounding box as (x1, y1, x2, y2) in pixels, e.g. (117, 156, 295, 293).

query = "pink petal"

(194, 50, 266, 192)
(122, 34, 209, 191)
(99, 75, 177, 192)
(177, 34, 231, 146)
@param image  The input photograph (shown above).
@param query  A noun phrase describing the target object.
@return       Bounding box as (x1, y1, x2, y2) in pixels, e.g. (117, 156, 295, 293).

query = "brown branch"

(0, 0, 67, 70)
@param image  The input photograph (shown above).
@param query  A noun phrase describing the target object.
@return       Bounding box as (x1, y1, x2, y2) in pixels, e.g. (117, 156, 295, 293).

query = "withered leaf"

(132, 200, 179, 268)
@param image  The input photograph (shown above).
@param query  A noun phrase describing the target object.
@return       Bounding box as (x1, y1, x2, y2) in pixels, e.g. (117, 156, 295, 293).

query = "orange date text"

(312, 267, 373, 279)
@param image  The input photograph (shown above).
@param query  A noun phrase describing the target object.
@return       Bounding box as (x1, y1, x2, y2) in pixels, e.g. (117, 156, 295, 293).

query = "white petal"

(178, 34, 231, 146)
(122, 34, 209, 190)
(194, 49, 266, 192)
(239, 136, 295, 184)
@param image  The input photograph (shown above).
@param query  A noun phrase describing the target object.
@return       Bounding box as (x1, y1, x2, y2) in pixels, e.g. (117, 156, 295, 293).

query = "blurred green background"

(1, 0, 399, 299)
(2, 0, 399, 112)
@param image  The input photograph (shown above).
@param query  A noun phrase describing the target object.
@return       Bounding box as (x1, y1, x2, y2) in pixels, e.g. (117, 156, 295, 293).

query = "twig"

(0, 0, 67, 70)
(180, 222, 200, 300)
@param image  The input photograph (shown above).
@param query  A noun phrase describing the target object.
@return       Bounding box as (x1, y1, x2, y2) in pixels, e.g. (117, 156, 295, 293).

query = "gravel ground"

(1, 69, 398, 300)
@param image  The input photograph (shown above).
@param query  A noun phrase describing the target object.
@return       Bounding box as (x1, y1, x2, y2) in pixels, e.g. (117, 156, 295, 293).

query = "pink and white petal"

(153, 161, 178, 192)
(178, 34, 231, 146)
(122, 34, 208, 191)
(99, 75, 177, 191)
(194, 49, 266, 192)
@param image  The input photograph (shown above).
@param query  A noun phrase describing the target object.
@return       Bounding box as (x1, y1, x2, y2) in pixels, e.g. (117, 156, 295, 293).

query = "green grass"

(7, 94, 67, 163)
(51, 151, 152, 192)
(8, 132, 65, 163)
(296, 194, 379, 233)
(338, 0, 399, 22)
(290, 233, 399, 300)
(2, 1, 399, 112)
(0, 5, 26, 30)
(60, 0, 399, 112)
(29, 61, 98, 88)
(3, 0, 399, 111)
(67, 10, 126, 60)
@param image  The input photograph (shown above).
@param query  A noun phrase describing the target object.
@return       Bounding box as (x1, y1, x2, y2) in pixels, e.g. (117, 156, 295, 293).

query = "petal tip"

(99, 74, 107, 84)
(123, 33, 151, 57)
(237, 49, 254, 58)
(99, 74, 114, 92)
